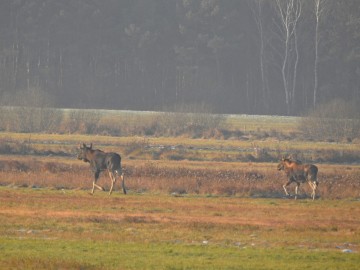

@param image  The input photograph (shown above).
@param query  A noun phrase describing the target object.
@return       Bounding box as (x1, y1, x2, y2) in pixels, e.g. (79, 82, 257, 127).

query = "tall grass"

(0, 158, 359, 199)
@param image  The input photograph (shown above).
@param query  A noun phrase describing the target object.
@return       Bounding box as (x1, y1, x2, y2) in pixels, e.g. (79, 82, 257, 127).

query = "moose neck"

(84, 148, 96, 161)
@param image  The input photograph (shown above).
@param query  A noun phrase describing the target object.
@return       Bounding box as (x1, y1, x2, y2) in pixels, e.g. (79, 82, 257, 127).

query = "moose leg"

(308, 181, 317, 200)
(121, 173, 126, 194)
(312, 181, 318, 200)
(283, 181, 291, 197)
(114, 169, 126, 195)
(108, 171, 116, 195)
(294, 182, 300, 200)
(92, 171, 105, 194)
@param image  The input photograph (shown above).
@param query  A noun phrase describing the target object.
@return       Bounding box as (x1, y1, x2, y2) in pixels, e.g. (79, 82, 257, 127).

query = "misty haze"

(0, 0, 359, 116)
(1, 2, 360, 269)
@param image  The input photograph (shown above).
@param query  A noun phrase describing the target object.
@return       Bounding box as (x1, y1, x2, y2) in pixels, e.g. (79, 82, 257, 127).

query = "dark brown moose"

(277, 157, 318, 200)
(77, 143, 126, 195)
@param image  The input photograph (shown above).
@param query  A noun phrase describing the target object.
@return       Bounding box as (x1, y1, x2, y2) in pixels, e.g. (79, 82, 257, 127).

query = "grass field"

(0, 111, 359, 270)
(0, 187, 359, 269)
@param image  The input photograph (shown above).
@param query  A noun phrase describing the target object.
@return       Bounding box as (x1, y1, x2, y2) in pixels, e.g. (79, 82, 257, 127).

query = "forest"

(0, 0, 359, 115)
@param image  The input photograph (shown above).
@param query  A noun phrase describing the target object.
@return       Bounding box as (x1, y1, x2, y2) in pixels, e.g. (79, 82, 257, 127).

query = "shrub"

(0, 88, 64, 133)
(66, 109, 101, 134)
(299, 99, 360, 142)
(156, 102, 225, 138)
(124, 138, 150, 156)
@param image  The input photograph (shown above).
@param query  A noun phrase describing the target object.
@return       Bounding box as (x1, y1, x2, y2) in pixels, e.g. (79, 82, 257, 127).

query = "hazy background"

(0, 0, 359, 115)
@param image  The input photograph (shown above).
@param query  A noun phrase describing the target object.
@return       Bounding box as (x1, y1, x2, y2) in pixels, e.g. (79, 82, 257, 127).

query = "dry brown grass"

(0, 156, 359, 199)
(1, 187, 359, 246)
(1, 187, 359, 269)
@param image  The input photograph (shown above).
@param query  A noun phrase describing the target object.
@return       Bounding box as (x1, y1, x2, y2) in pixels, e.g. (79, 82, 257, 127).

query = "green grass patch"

(0, 188, 359, 269)
(1, 237, 359, 270)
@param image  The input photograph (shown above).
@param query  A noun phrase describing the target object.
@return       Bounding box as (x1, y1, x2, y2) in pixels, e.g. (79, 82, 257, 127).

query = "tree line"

(0, 0, 359, 115)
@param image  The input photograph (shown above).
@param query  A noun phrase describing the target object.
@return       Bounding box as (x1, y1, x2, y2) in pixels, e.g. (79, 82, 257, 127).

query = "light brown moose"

(277, 157, 318, 200)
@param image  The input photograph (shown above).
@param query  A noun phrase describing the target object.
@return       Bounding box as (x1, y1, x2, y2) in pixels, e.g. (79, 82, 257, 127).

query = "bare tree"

(291, 5, 300, 109)
(249, 0, 269, 112)
(274, 0, 302, 115)
(313, 0, 328, 108)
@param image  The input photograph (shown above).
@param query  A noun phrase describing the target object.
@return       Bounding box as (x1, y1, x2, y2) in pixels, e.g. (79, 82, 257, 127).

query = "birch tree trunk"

(275, 0, 302, 115)
(291, 4, 301, 108)
(313, 0, 327, 108)
(250, 0, 269, 112)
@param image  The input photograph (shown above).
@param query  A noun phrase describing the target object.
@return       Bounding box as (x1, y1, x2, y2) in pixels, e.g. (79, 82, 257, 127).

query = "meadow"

(0, 111, 359, 269)
(0, 187, 359, 269)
